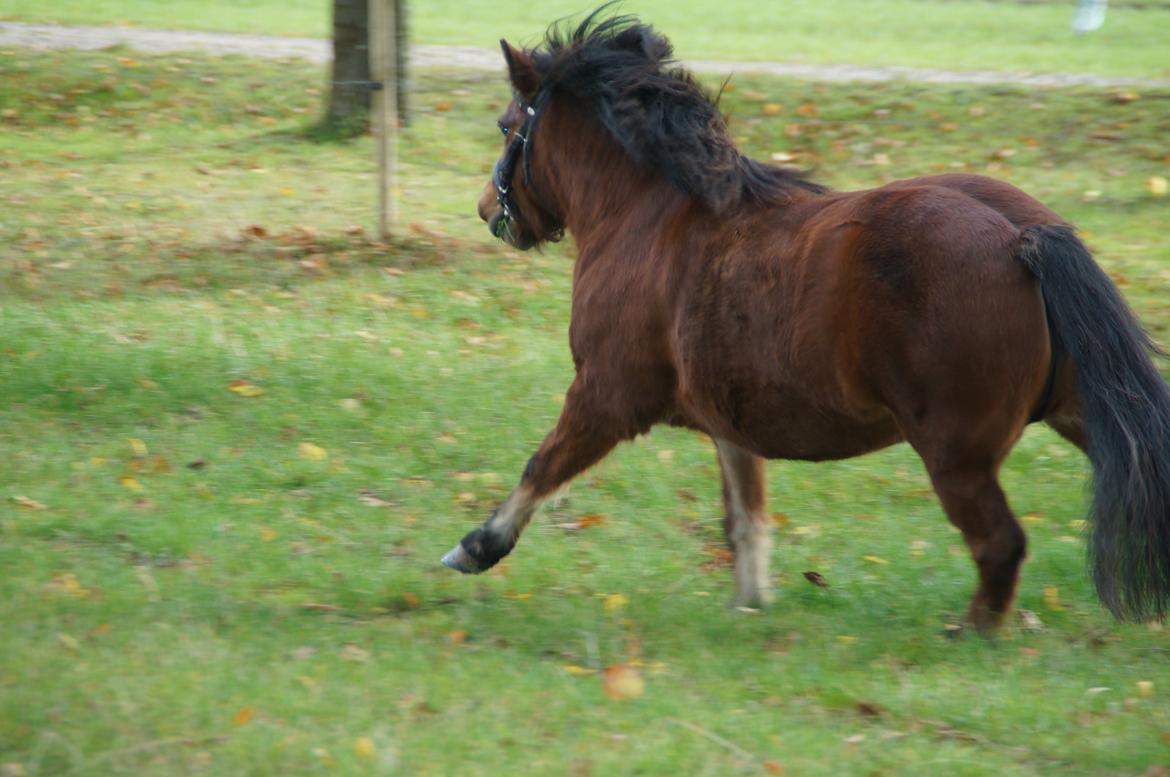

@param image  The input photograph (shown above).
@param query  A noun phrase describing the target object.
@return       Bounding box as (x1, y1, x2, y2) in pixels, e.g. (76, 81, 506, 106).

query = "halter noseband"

(491, 91, 561, 243)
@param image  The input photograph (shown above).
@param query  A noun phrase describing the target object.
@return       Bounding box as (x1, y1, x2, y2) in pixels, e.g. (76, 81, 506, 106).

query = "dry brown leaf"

(341, 643, 370, 662)
(555, 514, 606, 531)
(602, 663, 645, 700)
(803, 571, 829, 587)
(232, 706, 254, 725)
(357, 489, 393, 507)
(1017, 609, 1045, 632)
(12, 495, 46, 510)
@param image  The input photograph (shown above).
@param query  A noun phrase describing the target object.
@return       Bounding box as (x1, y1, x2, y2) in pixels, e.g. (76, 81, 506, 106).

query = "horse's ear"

(500, 40, 539, 97)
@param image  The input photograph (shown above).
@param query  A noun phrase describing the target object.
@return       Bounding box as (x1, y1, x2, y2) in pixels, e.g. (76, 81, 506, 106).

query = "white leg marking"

(715, 438, 773, 608)
(485, 484, 540, 543)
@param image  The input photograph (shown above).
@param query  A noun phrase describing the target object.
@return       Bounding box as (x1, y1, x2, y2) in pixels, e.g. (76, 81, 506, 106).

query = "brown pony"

(440, 10, 1170, 632)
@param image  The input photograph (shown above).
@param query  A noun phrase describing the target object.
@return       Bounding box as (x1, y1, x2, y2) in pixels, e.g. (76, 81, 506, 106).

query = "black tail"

(1020, 224, 1170, 621)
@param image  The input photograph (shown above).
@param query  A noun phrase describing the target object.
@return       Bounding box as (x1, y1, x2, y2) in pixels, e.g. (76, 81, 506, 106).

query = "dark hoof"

(440, 544, 487, 574)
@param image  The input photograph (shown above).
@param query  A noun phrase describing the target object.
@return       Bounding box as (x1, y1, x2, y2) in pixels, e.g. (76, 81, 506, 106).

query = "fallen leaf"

(1137, 680, 1154, 697)
(863, 554, 889, 565)
(298, 442, 327, 461)
(602, 663, 645, 700)
(447, 630, 468, 644)
(555, 513, 606, 531)
(354, 737, 376, 760)
(57, 633, 81, 652)
(856, 701, 883, 718)
(1148, 176, 1168, 197)
(503, 590, 533, 600)
(843, 734, 865, 745)
(128, 438, 148, 457)
(803, 571, 829, 587)
(1017, 609, 1045, 632)
(603, 593, 629, 612)
(259, 526, 277, 542)
(228, 379, 264, 397)
(771, 512, 790, 527)
(796, 102, 819, 117)
(402, 591, 420, 608)
(357, 489, 393, 507)
(119, 476, 142, 491)
(761, 103, 783, 116)
(763, 761, 786, 775)
(12, 495, 46, 510)
(1043, 586, 1066, 611)
(564, 664, 592, 675)
(341, 643, 370, 662)
(232, 706, 254, 725)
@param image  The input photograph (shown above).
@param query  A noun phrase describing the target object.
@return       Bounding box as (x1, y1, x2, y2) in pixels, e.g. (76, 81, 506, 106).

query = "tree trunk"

(394, 0, 409, 124)
(325, 0, 408, 129)
(326, 0, 370, 128)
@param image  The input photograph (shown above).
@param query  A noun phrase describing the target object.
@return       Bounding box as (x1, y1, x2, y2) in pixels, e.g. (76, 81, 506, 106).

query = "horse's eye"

(499, 124, 510, 137)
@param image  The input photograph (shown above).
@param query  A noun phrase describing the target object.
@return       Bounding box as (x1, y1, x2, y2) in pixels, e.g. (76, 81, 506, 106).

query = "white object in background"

(1073, 0, 1108, 33)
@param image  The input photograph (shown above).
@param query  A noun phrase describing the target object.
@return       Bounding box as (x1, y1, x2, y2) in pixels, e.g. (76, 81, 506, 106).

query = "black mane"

(526, 8, 828, 213)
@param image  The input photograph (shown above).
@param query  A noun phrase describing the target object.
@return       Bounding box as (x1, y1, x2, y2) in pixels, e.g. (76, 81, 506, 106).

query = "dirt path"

(3, 20, 1168, 88)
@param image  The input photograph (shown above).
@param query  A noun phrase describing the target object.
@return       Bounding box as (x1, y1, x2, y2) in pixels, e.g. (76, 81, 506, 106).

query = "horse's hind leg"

(440, 377, 629, 574)
(715, 439, 772, 608)
(916, 444, 1027, 634)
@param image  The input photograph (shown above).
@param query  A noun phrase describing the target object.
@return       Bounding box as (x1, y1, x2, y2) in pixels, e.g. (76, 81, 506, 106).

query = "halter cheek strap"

(492, 92, 555, 240)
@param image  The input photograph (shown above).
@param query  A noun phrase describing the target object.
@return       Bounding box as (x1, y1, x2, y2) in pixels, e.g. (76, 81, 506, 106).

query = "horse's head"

(476, 41, 565, 251)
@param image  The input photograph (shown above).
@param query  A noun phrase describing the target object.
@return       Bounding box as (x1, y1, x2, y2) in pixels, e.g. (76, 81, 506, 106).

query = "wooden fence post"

(369, 0, 398, 238)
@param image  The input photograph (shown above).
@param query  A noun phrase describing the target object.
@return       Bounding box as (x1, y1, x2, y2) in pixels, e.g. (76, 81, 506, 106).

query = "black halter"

(491, 91, 559, 242)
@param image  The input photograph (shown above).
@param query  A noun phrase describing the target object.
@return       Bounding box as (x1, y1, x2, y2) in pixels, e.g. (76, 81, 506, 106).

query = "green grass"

(2, 44, 1170, 776)
(4, 0, 1170, 78)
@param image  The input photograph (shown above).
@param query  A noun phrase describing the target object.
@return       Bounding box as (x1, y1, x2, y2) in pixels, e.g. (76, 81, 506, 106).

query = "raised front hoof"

(440, 543, 488, 574)
(439, 527, 514, 575)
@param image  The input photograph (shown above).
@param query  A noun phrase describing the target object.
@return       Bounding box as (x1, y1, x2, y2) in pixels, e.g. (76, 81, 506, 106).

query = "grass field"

(2, 29, 1170, 777)
(4, 0, 1170, 78)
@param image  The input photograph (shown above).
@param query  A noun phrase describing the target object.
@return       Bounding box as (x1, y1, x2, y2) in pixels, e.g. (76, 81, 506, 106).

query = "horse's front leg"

(441, 379, 626, 574)
(715, 438, 773, 608)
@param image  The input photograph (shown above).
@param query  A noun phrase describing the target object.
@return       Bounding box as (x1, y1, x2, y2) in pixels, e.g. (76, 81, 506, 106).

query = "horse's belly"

(676, 384, 902, 461)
